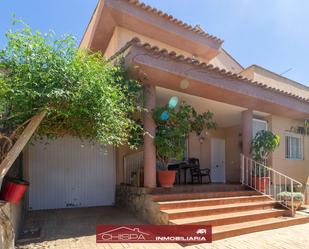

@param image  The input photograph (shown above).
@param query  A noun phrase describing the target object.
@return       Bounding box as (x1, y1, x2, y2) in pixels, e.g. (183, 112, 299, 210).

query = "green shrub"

(0, 21, 143, 163)
(277, 191, 304, 201)
(251, 130, 280, 162)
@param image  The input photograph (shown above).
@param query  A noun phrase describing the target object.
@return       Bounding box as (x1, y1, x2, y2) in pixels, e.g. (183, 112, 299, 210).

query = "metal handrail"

(240, 153, 303, 216)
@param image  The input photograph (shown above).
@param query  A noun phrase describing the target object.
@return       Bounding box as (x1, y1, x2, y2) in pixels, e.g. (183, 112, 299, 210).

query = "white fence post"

(240, 154, 244, 184)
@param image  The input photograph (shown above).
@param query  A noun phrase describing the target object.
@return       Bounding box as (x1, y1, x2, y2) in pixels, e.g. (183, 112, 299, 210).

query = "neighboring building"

(21, 0, 309, 211)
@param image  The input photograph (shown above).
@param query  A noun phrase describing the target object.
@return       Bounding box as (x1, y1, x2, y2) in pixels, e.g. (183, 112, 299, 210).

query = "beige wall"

(104, 27, 119, 58)
(240, 65, 309, 99)
(115, 145, 144, 185)
(188, 129, 225, 170)
(105, 26, 200, 60)
(225, 125, 242, 182)
(115, 104, 308, 187)
(105, 26, 243, 73)
(188, 125, 241, 183)
(209, 49, 243, 74)
(269, 115, 309, 185)
(254, 72, 309, 99)
(115, 124, 242, 185)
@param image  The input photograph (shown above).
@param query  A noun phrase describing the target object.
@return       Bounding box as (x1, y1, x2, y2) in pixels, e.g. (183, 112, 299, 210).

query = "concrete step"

(212, 214, 309, 241)
(149, 184, 246, 195)
(158, 195, 271, 210)
(161, 200, 277, 219)
(170, 209, 289, 226)
(151, 190, 259, 202)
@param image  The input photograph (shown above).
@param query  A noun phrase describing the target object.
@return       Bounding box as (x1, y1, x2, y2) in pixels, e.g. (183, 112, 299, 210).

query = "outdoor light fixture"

(199, 131, 208, 144)
(168, 96, 179, 108)
(160, 110, 169, 121)
(199, 135, 205, 144)
(180, 79, 190, 89)
(160, 96, 179, 121)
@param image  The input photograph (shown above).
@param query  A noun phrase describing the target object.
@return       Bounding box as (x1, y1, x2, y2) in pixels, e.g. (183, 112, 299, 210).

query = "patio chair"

(188, 158, 211, 184)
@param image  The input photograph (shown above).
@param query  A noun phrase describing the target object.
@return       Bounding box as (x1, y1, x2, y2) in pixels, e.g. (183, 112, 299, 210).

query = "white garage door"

(28, 137, 115, 210)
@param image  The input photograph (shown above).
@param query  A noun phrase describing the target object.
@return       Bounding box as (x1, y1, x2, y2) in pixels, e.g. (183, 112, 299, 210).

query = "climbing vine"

(0, 21, 143, 163)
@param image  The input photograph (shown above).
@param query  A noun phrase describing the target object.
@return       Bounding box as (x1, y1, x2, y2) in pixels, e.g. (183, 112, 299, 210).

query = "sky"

(1, 0, 309, 86)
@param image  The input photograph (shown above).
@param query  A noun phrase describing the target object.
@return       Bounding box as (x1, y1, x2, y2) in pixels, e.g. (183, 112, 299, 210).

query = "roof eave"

(123, 41, 309, 119)
(80, 0, 222, 60)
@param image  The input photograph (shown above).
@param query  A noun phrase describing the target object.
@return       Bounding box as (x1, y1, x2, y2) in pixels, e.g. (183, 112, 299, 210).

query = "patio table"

(168, 161, 191, 184)
(180, 164, 192, 184)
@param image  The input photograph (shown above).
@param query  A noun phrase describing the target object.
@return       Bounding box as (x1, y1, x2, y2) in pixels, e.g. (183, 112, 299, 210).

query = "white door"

(28, 137, 115, 210)
(211, 138, 226, 183)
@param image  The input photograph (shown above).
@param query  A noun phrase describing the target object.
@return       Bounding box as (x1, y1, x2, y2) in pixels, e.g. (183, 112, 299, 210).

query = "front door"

(211, 138, 226, 183)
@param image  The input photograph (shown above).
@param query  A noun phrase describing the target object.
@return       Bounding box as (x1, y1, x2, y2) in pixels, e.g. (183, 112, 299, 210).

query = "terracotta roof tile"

(124, 0, 223, 44)
(125, 38, 309, 103)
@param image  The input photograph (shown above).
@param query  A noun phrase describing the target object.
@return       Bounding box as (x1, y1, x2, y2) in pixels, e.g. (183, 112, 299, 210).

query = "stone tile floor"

(16, 206, 309, 249)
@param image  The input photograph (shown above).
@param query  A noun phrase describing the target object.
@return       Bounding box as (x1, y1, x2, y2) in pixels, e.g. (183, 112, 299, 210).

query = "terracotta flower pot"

(252, 176, 270, 193)
(285, 200, 303, 210)
(158, 170, 176, 188)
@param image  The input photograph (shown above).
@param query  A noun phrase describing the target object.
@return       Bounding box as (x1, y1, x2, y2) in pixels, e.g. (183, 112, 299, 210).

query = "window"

(285, 132, 304, 160)
(252, 118, 268, 138)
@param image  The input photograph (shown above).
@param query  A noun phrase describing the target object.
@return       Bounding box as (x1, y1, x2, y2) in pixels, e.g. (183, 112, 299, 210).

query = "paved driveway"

(17, 206, 309, 249)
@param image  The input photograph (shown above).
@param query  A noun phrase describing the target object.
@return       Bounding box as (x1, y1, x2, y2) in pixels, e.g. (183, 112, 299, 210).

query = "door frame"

(211, 137, 226, 183)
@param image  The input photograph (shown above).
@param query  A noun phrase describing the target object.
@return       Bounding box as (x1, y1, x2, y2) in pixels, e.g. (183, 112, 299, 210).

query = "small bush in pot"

(277, 191, 304, 210)
(153, 101, 216, 188)
(251, 130, 280, 192)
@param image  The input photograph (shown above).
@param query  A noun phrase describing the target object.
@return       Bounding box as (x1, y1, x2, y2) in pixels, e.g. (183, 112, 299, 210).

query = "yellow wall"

(270, 115, 309, 185)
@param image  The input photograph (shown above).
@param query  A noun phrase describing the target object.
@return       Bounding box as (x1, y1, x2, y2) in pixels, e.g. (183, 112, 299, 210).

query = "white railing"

(123, 151, 144, 186)
(240, 154, 303, 216)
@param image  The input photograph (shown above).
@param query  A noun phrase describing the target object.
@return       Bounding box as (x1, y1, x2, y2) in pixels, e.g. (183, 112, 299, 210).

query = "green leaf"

(0, 20, 143, 151)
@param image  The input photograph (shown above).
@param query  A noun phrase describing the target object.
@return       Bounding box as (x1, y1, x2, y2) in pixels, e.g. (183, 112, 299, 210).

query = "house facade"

(20, 0, 309, 211)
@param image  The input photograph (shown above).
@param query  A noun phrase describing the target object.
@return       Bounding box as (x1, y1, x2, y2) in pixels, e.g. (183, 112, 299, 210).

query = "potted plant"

(251, 130, 280, 192)
(277, 191, 304, 210)
(153, 99, 216, 188)
(0, 178, 29, 204)
(251, 165, 269, 192)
